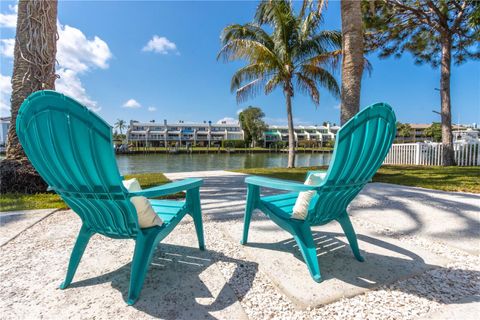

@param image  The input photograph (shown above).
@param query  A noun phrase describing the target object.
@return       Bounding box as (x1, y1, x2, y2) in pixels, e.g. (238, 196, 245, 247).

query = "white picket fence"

(383, 142, 480, 166)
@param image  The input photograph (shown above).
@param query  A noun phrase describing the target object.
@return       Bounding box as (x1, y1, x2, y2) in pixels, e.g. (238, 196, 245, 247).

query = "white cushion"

(122, 178, 163, 228)
(122, 178, 142, 192)
(291, 173, 326, 220)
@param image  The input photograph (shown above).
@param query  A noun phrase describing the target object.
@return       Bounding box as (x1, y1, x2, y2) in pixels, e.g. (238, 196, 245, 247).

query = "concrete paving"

(416, 295, 480, 320)
(0, 209, 57, 246)
(1, 170, 479, 318)
(164, 171, 480, 308)
(349, 183, 480, 255)
(222, 218, 451, 307)
(0, 210, 247, 320)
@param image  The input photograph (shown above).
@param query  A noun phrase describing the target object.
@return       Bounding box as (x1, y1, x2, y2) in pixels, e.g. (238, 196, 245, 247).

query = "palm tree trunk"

(440, 34, 455, 166)
(0, 0, 57, 194)
(286, 91, 296, 168)
(340, 0, 364, 125)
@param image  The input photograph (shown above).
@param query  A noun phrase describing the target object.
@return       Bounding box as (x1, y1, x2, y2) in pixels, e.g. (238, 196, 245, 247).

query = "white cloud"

(217, 117, 238, 124)
(0, 38, 14, 58)
(57, 24, 112, 73)
(56, 68, 101, 112)
(142, 35, 177, 55)
(0, 13, 112, 114)
(123, 99, 141, 108)
(148, 106, 157, 112)
(236, 108, 244, 115)
(54, 23, 112, 111)
(0, 4, 17, 29)
(0, 73, 12, 116)
(333, 103, 340, 110)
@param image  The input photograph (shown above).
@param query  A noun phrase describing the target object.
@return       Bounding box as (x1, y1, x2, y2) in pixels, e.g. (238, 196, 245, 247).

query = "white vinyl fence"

(383, 142, 480, 166)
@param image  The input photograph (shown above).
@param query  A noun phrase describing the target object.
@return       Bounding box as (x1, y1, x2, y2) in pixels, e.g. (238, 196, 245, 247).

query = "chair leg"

(241, 185, 259, 245)
(187, 187, 205, 251)
(337, 212, 364, 262)
(127, 230, 158, 305)
(60, 225, 93, 289)
(293, 223, 322, 282)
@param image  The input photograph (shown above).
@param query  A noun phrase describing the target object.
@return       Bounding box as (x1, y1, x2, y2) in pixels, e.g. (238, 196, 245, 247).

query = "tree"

(424, 122, 442, 142)
(340, 0, 364, 125)
(218, 0, 341, 168)
(114, 119, 126, 135)
(0, 0, 58, 194)
(396, 122, 412, 143)
(362, 0, 479, 165)
(238, 106, 268, 147)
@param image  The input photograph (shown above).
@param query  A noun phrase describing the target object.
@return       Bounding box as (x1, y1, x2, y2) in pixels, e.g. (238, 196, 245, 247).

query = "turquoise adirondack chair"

(242, 103, 396, 282)
(16, 90, 205, 305)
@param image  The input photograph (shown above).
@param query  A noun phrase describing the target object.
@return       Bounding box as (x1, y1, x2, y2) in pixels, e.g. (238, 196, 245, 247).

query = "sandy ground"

(1, 170, 479, 319)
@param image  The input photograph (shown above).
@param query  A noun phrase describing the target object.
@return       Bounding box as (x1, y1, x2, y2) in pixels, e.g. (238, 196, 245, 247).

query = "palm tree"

(0, 0, 58, 193)
(114, 119, 126, 135)
(218, 0, 341, 168)
(340, 0, 364, 125)
(396, 122, 412, 143)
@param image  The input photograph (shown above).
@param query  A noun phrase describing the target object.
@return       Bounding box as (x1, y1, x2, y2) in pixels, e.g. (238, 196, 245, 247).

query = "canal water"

(0, 152, 332, 174)
(116, 152, 332, 174)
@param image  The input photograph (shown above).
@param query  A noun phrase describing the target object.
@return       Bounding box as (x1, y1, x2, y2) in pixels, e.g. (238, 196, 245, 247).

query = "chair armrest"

(245, 175, 317, 192)
(129, 178, 203, 198)
(307, 170, 327, 177)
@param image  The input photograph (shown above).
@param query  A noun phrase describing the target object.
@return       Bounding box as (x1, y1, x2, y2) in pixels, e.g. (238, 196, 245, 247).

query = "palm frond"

(230, 63, 273, 92)
(295, 73, 320, 105)
(220, 23, 274, 49)
(217, 39, 280, 66)
(264, 74, 283, 95)
(299, 64, 340, 98)
(236, 77, 268, 103)
(298, 49, 342, 73)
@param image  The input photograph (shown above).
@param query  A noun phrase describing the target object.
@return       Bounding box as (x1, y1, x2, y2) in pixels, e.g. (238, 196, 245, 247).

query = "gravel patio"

(1, 170, 479, 319)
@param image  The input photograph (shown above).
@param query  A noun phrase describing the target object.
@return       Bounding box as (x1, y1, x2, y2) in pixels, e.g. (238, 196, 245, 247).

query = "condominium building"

(0, 117, 10, 147)
(263, 123, 339, 147)
(397, 124, 470, 143)
(126, 119, 340, 147)
(127, 120, 244, 147)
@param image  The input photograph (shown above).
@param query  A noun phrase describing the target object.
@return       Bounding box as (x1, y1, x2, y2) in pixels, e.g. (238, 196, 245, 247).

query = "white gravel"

(1, 200, 478, 319)
(204, 216, 480, 320)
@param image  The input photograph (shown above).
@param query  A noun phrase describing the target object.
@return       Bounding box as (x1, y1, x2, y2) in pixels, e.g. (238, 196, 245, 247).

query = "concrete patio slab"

(166, 172, 480, 255)
(0, 209, 57, 246)
(416, 295, 480, 320)
(221, 215, 451, 308)
(0, 210, 247, 320)
(349, 183, 480, 255)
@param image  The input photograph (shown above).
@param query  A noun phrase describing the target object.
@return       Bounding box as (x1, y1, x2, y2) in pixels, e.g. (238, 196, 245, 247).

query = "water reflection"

(116, 152, 332, 174)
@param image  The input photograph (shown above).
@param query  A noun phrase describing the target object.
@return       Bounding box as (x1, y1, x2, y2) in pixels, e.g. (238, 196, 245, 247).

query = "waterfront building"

(397, 123, 474, 143)
(262, 123, 339, 147)
(0, 117, 10, 147)
(127, 119, 341, 147)
(127, 120, 244, 147)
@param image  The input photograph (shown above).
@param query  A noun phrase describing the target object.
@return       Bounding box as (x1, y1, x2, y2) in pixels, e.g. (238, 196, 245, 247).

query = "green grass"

(233, 165, 480, 193)
(0, 172, 176, 212)
(0, 193, 68, 212)
(2, 166, 478, 212)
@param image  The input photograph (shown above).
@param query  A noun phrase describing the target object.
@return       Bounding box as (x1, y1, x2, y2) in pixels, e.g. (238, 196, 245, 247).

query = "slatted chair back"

(16, 90, 139, 238)
(308, 103, 396, 225)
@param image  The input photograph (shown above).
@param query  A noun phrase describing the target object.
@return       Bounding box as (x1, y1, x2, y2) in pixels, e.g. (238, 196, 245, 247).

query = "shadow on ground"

(69, 243, 257, 319)
(243, 229, 480, 305)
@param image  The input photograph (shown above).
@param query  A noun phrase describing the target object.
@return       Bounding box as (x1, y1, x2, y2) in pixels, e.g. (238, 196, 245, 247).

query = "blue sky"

(1, 1, 479, 126)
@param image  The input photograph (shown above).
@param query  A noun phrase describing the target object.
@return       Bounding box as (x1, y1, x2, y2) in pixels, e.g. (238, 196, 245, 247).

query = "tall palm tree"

(0, 0, 58, 193)
(114, 119, 126, 135)
(340, 0, 364, 125)
(218, 0, 341, 167)
(396, 122, 412, 143)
